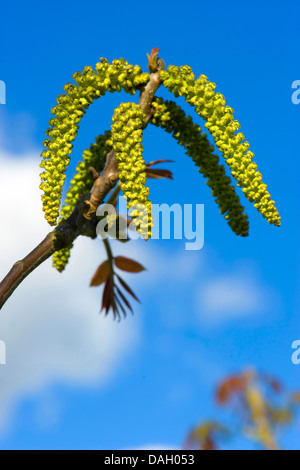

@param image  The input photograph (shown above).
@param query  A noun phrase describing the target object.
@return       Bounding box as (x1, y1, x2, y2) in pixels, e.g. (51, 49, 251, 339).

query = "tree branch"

(0, 56, 164, 310)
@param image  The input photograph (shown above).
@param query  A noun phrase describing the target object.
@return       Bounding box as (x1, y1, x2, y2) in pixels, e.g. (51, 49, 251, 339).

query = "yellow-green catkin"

(108, 102, 152, 239)
(40, 59, 149, 226)
(160, 66, 281, 227)
(52, 246, 73, 273)
(52, 131, 112, 272)
(60, 131, 112, 220)
(151, 98, 249, 236)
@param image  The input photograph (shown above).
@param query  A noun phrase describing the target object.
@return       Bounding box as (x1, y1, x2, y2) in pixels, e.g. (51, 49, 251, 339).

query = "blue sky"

(0, 0, 299, 450)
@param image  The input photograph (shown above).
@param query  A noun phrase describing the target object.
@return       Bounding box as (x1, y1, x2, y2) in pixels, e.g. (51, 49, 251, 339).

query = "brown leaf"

(114, 256, 146, 273)
(90, 260, 110, 286)
(184, 422, 227, 451)
(114, 294, 127, 318)
(145, 168, 173, 180)
(146, 159, 175, 167)
(111, 295, 120, 321)
(147, 48, 159, 72)
(117, 275, 140, 303)
(101, 274, 113, 313)
(216, 375, 246, 405)
(116, 286, 133, 314)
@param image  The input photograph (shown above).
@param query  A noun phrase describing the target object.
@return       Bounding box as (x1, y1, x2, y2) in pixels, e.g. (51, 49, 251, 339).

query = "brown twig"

(0, 52, 164, 310)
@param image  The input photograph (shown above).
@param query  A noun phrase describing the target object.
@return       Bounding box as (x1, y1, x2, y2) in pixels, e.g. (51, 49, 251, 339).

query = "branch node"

(89, 166, 99, 181)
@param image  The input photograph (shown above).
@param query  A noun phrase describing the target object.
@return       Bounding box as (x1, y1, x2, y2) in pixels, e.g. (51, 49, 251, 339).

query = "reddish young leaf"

(147, 47, 159, 72)
(216, 375, 246, 405)
(116, 275, 140, 303)
(114, 294, 127, 318)
(146, 159, 175, 167)
(114, 256, 146, 273)
(202, 436, 216, 451)
(145, 168, 173, 180)
(90, 260, 110, 286)
(101, 274, 113, 313)
(115, 286, 133, 314)
(149, 47, 159, 60)
(184, 422, 228, 451)
(111, 295, 120, 321)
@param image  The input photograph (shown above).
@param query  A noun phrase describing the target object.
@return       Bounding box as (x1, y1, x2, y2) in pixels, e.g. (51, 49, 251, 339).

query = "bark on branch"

(0, 60, 164, 310)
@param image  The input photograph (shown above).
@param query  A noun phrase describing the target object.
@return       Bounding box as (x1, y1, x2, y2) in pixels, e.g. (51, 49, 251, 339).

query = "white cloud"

(0, 149, 139, 432)
(195, 267, 277, 325)
(202, 278, 262, 313)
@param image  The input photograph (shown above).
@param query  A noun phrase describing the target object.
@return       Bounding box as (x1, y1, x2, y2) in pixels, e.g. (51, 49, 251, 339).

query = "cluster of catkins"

(151, 98, 249, 236)
(43, 57, 281, 275)
(159, 66, 281, 227)
(108, 102, 152, 239)
(40, 59, 149, 226)
(52, 131, 112, 272)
